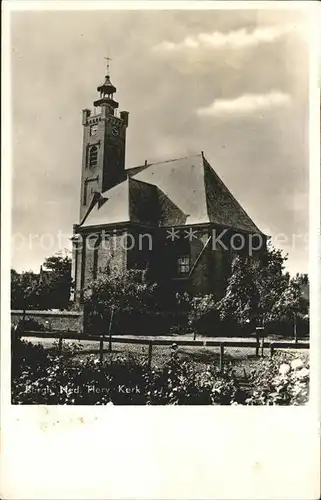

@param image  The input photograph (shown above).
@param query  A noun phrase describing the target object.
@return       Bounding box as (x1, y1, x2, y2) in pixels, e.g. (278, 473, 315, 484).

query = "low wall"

(85, 309, 189, 336)
(11, 310, 84, 333)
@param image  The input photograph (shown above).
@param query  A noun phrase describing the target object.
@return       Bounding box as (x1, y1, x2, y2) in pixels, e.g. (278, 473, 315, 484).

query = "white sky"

(10, 7, 310, 274)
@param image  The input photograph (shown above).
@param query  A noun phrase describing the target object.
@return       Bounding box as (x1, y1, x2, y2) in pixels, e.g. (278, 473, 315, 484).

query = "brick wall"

(73, 226, 261, 300)
(74, 230, 127, 295)
(86, 309, 189, 336)
(11, 310, 84, 333)
(83, 237, 95, 288)
(97, 231, 127, 276)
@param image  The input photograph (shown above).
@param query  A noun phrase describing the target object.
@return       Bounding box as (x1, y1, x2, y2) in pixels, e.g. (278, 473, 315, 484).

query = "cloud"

(153, 24, 296, 52)
(196, 91, 292, 117)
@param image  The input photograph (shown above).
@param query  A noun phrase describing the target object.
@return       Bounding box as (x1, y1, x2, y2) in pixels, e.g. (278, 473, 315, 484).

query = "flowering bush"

(12, 340, 241, 405)
(245, 351, 309, 405)
(11, 340, 309, 405)
(145, 346, 244, 405)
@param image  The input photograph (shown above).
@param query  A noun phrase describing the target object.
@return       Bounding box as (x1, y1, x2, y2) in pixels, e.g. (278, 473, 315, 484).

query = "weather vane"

(104, 56, 112, 75)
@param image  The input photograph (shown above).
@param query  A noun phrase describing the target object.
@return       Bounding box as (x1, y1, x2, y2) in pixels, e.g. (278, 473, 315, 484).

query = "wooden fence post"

(260, 337, 264, 357)
(148, 341, 153, 372)
(99, 336, 104, 365)
(270, 342, 275, 358)
(58, 335, 63, 355)
(255, 328, 260, 357)
(220, 342, 224, 374)
(22, 306, 26, 335)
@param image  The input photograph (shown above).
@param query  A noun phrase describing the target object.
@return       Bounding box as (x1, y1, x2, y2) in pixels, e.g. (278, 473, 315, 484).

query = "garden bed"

(11, 338, 309, 406)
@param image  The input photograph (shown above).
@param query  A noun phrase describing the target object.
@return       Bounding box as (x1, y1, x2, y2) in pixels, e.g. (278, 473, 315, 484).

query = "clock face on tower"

(111, 121, 121, 137)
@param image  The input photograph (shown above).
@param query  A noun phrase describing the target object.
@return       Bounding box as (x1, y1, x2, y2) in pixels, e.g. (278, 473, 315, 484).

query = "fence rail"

(16, 328, 309, 374)
(14, 330, 310, 376)
(16, 330, 310, 349)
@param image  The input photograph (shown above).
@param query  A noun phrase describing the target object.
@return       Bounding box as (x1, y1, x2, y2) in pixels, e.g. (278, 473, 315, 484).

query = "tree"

(188, 294, 217, 338)
(11, 270, 39, 310)
(83, 268, 158, 339)
(252, 245, 290, 325)
(217, 255, 259, 327)
(84, 268, 157, 313)
(11, 251, 72, 311)
(39, 253, 72, 310)
(216, 244, 309, 337)
(271, 273, 309, 340)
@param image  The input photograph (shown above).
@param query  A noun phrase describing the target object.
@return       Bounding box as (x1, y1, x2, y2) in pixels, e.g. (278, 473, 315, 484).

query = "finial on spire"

(94, 56, 118, 108)
(104, 56, 112, 76)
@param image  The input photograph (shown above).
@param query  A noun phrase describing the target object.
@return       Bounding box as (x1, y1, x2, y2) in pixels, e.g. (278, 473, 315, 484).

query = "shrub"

(20, 318, 45, 331)
(264, 316, 309, 339)
(245, 351, 309, 405)
(11, 340, 240, 405)
(11, 341, 309, 406)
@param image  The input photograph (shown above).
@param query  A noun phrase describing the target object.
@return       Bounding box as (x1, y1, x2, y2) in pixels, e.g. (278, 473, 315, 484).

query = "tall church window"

(88, 145, 98, 168)
(177, 255, 190, 276)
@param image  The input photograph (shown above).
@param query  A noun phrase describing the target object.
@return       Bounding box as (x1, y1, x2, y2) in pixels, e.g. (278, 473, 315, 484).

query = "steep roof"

(127, 154, 209, 226)
(81, 178, 130, 228)
(203, 158, 261, 233)
(79, 153, 263, 234)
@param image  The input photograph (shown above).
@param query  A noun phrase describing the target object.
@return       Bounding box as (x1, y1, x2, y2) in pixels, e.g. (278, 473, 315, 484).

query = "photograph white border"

(1, 2, 320, 499)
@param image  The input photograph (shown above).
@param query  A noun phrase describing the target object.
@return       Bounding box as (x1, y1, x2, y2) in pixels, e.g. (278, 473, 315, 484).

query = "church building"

(71, 67, 267, 302)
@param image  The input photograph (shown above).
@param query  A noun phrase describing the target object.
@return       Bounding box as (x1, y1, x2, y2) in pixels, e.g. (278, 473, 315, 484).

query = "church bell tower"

(79, 59, 129, 222)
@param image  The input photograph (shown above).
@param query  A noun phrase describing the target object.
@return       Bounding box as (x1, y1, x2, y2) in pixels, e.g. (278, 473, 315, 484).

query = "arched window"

(88, 145, 98, 168)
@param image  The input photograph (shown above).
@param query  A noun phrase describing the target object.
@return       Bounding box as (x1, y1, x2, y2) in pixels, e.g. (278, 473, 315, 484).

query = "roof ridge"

(128, 176, 157, 189)
(146, 152, 202, 167)
(127, 152, 203, 173)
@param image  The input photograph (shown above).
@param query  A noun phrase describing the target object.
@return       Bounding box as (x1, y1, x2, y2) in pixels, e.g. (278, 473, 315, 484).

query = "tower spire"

(94, 58, 118, 110)
(104, 56, 112, 76)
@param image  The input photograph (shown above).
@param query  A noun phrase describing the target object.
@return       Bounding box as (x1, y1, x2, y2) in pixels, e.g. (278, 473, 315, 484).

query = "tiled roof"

(129, 178, 159, 225)
(79, 153, 263, 234)
(128, 155, 209, 226)
(80, 178, 130, 228)
(203, 158, 261, 233)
